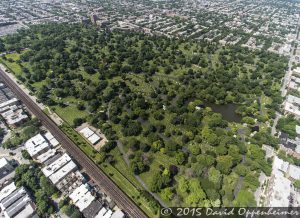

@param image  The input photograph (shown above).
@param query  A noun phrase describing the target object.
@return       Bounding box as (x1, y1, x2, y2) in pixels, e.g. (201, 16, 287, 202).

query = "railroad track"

(0, 68, 148, 218)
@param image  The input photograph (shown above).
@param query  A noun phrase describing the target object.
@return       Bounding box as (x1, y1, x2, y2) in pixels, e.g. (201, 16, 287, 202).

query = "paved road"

(0, 69, 148, 218)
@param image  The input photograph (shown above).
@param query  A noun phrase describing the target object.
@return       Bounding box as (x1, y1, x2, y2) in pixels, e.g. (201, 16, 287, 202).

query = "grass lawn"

(0, 52, 27, 77)
(139, 152, 177, 206)
(0, 59, 23, 76)
(60, 124, 158, 217)
(5, 53, 21, 61)
(51, 105, 88, 126)
(32, 80, 47, 89)
(139, 152, 177, 188)
(126, 74, 154, 95)
(110, 147, 143, 189)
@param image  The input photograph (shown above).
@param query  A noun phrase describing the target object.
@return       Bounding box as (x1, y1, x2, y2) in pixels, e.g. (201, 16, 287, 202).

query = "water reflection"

(206, 103, 242, 123)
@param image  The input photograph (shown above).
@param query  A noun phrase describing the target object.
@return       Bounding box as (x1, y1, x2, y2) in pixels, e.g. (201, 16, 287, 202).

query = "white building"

(79, 127, 101, 145)
(44, 131, 60, 147)
(111, 210, 125, 218)
(286, 95, 300, 105)
(42, 153, 72, 177)
(0, 157, 14, 185)
(288, 165, 300, 180)
(0, 98, 28, 127)
(49, 160, 77, 185)
(284, 101, 300, 118)
(25, 134, 50, 158)
(0, 183, 17, 202)
(36, 149, 57, 163)
(80, 127, 94, 138)
(0, 98, 19, 109)
(266, 157, 291, 207)
(69, 184, 95, 211)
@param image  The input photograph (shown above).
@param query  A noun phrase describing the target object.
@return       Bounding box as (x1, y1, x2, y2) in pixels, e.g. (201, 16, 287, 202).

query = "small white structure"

(80, 127, 94, 138)
(287, 95, 300, 105)
(88, 134, 101, 145)
(0, 157, 13, 173)
(296, 125, 300, 136)
(284, 101, 300, 118)
(95, 207, 109, 218)
(273, 156, 289, 173)
(49, 138, 59, 147)
(44, 131, 54, 141)
(0, 98, 18, 109)
(79, 127, 101, 145)
(111, 210, 125, 218)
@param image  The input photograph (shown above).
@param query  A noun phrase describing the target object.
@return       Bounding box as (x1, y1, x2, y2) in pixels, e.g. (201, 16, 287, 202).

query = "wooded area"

(0, 23, 288, 209)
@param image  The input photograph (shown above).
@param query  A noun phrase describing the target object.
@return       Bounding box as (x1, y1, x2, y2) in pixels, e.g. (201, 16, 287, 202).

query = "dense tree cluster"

(1, 23, 287, 207)
(2, 118, 40, 149)
(14, 164, 57, 217)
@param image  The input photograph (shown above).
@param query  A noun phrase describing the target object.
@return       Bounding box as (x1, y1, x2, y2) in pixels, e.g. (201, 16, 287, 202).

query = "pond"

(206, 103, 242, 123)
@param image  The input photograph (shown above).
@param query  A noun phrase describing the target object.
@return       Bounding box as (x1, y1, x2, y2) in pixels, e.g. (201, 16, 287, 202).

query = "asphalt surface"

(0, 68, 148, 218)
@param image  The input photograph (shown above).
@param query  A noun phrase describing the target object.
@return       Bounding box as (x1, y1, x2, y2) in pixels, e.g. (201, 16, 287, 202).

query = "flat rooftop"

(49, 160, 77, 185)
(36, 149, 57, 163)
(42, 153, 71, 177)
(80, 127, 94, 138)
(25, 134, 50, 157)
(0, 182, 17, 202)
(69, 184, 95, 211)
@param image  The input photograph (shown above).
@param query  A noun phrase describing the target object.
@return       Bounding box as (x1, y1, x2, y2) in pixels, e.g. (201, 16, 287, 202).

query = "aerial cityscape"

(0, 0, 300, 217)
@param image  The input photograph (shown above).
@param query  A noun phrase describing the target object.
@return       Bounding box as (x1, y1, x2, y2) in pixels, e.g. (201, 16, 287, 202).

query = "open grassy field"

(51, 105, 88, 126)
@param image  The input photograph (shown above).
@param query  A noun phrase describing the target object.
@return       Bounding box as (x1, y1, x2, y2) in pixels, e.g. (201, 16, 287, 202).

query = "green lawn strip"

(126, 74, 155, 94)
(5, 52, 21, 61)
(32, 80, 47, 89)
(60, 124, 157, 217)
(109, 147, 143, 189)
(51, 105, 88, 126)
(0, 58, 23, 77)
(80, 67, 100, 81)
(100, 164, 157, 217)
